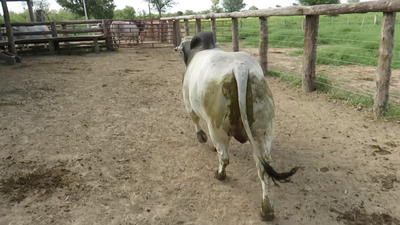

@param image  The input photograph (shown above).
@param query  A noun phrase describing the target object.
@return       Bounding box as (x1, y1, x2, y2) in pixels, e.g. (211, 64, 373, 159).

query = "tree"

(276, 5, 281, 7)
(199, 9, 211, 14)
(184, 10, 195, 15)
(177, 11, 183, 16)
(56, 0, 116, 19)
(222, 0, 246, 12)
(248, 6, 258, 10)
(136, 9, 147, 17)
(22, 0, 51, 19)
(211, 0, 223, 13)
(297, 0, 340, 6)
(292, 3, 299, 6)
(144, 0, 177, 18)
(347, 0, 359, 3)
(114, 6, 135, 19)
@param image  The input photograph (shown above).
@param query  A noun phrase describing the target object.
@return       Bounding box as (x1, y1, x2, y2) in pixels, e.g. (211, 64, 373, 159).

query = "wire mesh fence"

(220, 13, 400, 108)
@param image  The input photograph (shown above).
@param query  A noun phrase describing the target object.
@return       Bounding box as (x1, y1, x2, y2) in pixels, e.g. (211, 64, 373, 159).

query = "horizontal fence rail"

(161, 1, 400, 20)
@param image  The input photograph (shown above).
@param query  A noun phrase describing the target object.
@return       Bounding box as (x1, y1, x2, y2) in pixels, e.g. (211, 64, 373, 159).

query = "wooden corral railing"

(161, 0, 399, 117)
(179, 19, 232, 38)
(0, 20, 107, 54)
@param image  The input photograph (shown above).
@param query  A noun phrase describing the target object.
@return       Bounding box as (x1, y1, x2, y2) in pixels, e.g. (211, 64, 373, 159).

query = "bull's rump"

(185, 50, 274, 142)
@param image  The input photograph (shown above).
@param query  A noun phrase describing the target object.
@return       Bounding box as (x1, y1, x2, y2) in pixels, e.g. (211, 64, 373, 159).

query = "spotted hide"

(174, 31, 300, 221)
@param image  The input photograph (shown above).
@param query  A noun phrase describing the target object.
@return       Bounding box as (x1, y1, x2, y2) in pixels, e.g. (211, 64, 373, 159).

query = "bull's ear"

(190, 35, 202, 50)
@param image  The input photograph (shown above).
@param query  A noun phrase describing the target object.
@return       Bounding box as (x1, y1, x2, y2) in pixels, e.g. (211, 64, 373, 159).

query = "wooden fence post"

(169, 20, 174, 43)
(232, 17, 239, 52)
(50, 22, 57, 37)
(184, 19, 190, 36)
(161, 20, 166, 42)
(211, 18, 217, 42)
(175, 19, 181, 46)
(259, 17, 268, 76)
(27, 0, 34, 22)
(302, 15, 319, 93)
(374, 12, 396, 117)
(61, 24, 68, 36)
(102, 20, 112, 49)
(196, 19, 201, 34)
(1, 0, 17, 54)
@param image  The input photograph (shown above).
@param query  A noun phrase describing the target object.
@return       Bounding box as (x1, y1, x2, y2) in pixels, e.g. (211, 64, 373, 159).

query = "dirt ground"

(0, 46, 400, 225)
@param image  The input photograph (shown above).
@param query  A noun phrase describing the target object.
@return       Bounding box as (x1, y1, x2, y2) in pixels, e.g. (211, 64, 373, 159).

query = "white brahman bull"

(110, 21, 141, 46)
(175, 31, 299, 221)
(12, 25, 52, 50)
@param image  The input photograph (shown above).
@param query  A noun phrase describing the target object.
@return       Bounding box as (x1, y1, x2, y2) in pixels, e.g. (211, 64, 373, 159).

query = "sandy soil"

(0, 47, 400, 225)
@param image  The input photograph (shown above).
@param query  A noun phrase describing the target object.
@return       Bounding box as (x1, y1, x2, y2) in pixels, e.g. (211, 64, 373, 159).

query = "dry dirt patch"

(0, 48, 399, 225)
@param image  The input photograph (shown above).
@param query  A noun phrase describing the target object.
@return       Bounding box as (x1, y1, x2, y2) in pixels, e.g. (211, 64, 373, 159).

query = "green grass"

(214, 13, 400, 69)
(268, 69, 400, 120)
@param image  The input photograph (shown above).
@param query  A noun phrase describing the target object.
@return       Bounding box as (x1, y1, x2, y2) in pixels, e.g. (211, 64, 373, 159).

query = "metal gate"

(104, 19, 176, 49)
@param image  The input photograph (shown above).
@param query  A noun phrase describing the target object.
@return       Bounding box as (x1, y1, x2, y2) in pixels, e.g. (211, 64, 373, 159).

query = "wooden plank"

(169, 20, 174, 44)
(94, 38, 99, 54)
(1, 0, 17, 54)
(161, 20, 167, 42)
(184, 19, 190, 36)
(61, 24, 68, 36)
(259, 17, 268, 76)
(160, 1, 400, 20)
(232, 18, 239, 52)
(374, 12, 396, 117)
(27, 0, 34, 22)
(57, 28, 103, 34)
(26, 0, 34, 22)
(175, 20, 181, 46)
(0, 20, 103, 28)
(48, 41, 56, 55)
(302, 15, 319, 93)
(54, 20, 103, 25)
(196, 19, 201, 34)
(211, 18, 217, 42)
(102, 19, 111, 49)
(0, 22, 51, 27)
(4, 31, 52, 36)
(50, 22, 58, 37)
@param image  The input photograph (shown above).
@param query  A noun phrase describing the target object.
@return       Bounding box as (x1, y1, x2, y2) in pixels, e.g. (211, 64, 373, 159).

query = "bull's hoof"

(196, 130, 208, 143)
(260, 210, 275, 221)
(214, 170, 226, 181)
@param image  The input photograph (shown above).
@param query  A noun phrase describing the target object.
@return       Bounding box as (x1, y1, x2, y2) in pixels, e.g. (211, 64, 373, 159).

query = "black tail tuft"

(258, 156, 300, 187)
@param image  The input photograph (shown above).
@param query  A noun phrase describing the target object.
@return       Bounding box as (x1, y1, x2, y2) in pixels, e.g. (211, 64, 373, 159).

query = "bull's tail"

(233, 64, 299, 186)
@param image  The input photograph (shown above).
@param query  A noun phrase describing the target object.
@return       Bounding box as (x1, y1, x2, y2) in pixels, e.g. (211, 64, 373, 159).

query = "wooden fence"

(0, 20, 106, 55)
(160, 0, 399, 117)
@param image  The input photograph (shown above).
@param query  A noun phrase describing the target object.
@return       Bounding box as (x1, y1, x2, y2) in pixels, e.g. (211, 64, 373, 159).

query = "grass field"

(210, 13, 400, 69)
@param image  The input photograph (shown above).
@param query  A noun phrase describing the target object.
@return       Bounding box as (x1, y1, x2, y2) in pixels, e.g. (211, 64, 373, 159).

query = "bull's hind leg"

(253, 137, 275, 221)
(189, 111, 208, 143)
(208, 126, 230, 180)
